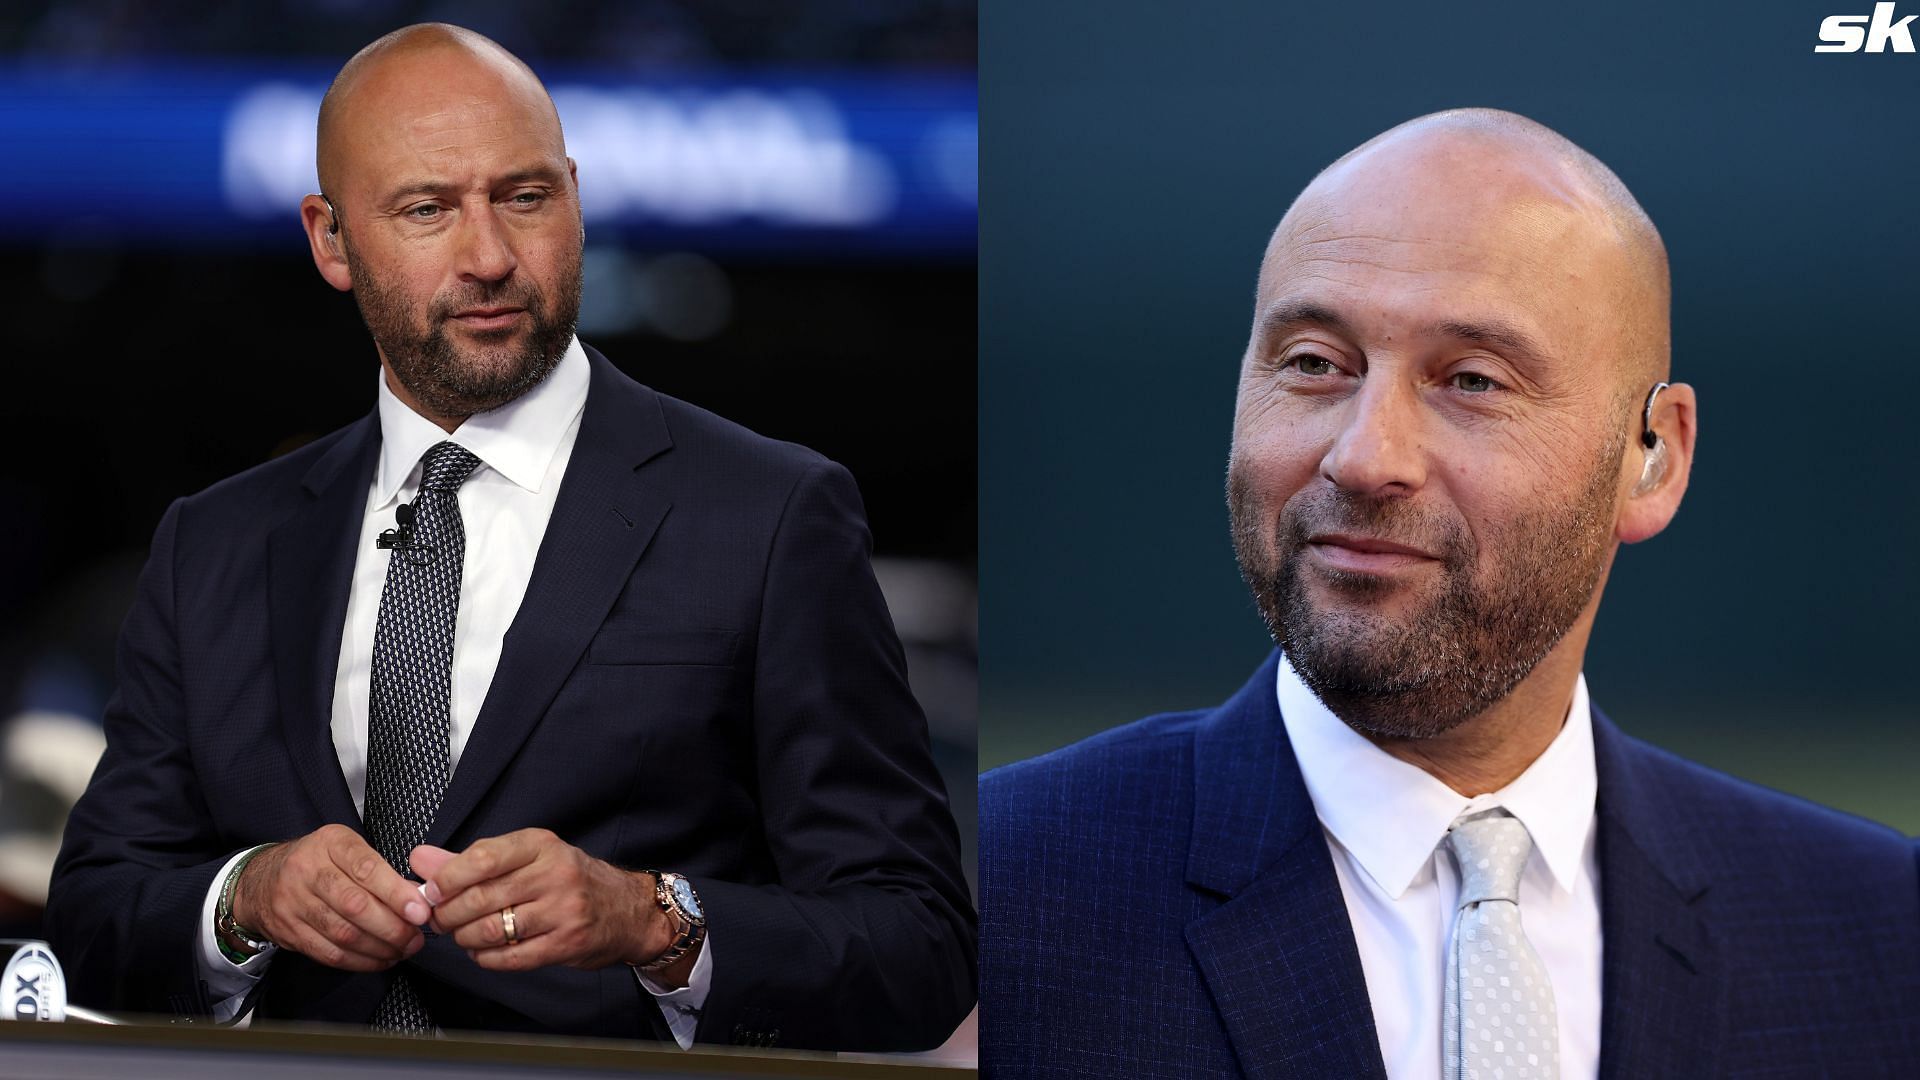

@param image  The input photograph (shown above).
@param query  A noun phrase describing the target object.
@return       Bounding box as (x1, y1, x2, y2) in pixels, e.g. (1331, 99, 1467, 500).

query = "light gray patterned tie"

(1442, 809, 1559, 1080)
(364, 440, 482, 1035)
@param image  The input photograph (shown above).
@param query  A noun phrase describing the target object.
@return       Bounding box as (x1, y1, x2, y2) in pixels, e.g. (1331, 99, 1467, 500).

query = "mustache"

(1279, 488, 1472, 566)
(431, 281, 543, 321)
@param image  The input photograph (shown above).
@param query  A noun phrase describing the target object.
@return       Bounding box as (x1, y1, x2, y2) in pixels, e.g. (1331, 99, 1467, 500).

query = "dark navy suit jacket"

(47, 345, 975, 1050)
(980, 652, 1920, 1077)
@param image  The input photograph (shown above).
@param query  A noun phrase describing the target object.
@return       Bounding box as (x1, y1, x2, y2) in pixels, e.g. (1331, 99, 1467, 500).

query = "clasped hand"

(233, 825, 683, 981)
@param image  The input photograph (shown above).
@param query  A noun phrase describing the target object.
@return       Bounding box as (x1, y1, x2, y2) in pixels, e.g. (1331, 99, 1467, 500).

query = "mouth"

(448, 307, 527, 331)
(1304, 532, 1441, 574)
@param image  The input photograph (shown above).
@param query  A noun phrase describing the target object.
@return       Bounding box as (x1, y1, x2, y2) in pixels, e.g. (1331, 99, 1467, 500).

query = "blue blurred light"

(0, 63, 977, 257)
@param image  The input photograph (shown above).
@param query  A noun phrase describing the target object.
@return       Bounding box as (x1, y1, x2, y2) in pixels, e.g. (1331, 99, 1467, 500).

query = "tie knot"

(419, 441, 483, 492)
(1444, 810, 1531, 907)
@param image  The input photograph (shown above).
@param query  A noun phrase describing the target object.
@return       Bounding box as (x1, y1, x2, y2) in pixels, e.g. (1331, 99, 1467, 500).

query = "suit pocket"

(587, 627, 742, 667)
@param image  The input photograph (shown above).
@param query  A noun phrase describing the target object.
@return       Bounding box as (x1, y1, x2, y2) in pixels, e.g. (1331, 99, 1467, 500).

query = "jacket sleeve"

(45, 498, 232, 1018)
(690, 460, 977, 1052)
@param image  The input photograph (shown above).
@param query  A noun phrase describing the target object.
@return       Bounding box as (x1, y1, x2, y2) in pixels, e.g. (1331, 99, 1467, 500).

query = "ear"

(567, 156, 584, 241)
(301, 193, 353, 292)
(1615, 381, 1697, 544)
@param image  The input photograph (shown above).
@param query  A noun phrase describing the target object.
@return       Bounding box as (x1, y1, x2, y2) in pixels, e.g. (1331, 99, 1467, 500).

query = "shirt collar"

(372, 336, 589, 508)
(1276, 651, 1596, 899)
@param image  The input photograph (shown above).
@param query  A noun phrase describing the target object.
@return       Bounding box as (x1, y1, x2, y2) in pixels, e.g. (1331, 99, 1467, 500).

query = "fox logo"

(1818, 2, 1918, 51)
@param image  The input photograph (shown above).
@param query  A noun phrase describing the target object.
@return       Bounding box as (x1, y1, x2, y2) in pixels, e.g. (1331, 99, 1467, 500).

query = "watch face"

(671, 877, 703, 920)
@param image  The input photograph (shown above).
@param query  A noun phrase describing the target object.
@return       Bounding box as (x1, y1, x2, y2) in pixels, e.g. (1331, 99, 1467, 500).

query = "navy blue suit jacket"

(47, 346, 975, 1050)
(980, 652, 1920, 1077)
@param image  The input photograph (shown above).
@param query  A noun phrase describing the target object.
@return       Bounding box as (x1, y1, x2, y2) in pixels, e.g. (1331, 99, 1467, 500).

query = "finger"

(426, 831, 545, 907)
(291, 897, 423, 971)
(314, 865, 425, 959)
(328, 832, 432, 926)
(468, 933, 567, 973)
(409, 844, 457, 901)
(430, 863, 545, 938)
(451, 898, 557, 951)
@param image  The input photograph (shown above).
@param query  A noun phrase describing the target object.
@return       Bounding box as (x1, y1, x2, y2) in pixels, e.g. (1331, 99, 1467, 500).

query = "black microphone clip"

(375, 502, 417, 551)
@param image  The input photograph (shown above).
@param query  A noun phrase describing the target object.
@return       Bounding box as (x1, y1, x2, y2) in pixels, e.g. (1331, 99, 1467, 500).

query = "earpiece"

(1633, 381, 1670, 495)
(1634, 437, 1668, 495)
(322, 194, 340, 238)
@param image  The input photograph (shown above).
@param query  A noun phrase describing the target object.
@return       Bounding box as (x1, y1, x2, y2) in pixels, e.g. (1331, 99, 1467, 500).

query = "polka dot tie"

(364, 440, 483, 1035)
(1442, 809, 1559, 1080)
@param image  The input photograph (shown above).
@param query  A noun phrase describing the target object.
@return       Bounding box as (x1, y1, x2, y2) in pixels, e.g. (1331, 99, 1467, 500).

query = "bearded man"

(978, 110, 1920, 1077)
(46, 24, 973, 1051)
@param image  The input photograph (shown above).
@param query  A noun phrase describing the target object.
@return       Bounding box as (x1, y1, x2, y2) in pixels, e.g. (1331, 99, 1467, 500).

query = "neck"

(380, 360, 469, 433)
(1364, 625, 1592, 797)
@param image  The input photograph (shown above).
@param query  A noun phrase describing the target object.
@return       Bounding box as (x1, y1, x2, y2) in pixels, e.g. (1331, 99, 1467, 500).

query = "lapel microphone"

(376, 502, 417, 551)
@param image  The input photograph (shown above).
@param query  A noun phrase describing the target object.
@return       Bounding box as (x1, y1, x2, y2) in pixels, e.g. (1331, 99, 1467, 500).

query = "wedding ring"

(501, 905, 519, 946)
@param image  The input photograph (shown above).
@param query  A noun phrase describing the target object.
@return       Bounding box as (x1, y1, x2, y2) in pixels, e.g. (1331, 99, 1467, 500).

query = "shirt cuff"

(632, 932, 713, 1049)
(196, 846, 278, 1024)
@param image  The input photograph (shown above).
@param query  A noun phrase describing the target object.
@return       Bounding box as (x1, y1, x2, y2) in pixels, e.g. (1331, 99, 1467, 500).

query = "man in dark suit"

(46, 23, 973, 1051)
(980, 110, 1920, 1076)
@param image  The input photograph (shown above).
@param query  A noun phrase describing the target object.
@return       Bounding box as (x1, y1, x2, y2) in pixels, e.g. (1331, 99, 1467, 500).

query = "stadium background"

(980, 0, 1920, 836)
(0, 0, 978, 997)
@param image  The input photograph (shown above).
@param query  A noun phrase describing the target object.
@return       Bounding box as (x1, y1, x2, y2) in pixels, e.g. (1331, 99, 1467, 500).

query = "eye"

(1288, 353, 1340, 376)
(1451, 371, 1502, 393)
(405, 203, 442, 221)
(509, 191, 547, 208)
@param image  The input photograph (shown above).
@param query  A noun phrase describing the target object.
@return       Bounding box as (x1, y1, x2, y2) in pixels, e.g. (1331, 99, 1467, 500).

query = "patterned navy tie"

(364, 440, 482, 1034)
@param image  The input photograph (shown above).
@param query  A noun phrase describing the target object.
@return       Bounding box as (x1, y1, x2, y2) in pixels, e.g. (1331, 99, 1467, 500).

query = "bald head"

(1317, 110, 1666, 278)
(1262, 108, 1671, 402)
(315, 23, 562, 205)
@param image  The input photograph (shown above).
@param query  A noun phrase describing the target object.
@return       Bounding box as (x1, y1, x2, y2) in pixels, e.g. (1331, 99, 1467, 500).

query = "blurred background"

(980, 1, 1920, 833)
(0, 0, 977, 1016)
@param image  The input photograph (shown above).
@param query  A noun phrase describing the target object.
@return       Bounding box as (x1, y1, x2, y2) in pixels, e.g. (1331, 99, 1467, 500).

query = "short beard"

(1228, 434, 1622, 741)
(344, 236, 582, 420)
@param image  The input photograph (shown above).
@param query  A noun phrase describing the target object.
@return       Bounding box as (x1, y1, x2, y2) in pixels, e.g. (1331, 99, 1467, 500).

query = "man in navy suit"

(980, 110, 1920, 1076)
(47, 24, 972, 1050)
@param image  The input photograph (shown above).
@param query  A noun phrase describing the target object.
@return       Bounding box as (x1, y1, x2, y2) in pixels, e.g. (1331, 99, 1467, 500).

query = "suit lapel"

(425, 347, 673, 849)
(1179, 674, 1728, 1077)
(1591, 711, 1725, 1078)
(1185, 654, 1387, 1080)
(267, 415, 380, 829)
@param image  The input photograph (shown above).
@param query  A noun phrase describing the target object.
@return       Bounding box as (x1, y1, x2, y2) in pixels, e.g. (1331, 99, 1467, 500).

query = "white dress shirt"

(194, 339, 711, 1045)
(1277, 653, 1602, 1080)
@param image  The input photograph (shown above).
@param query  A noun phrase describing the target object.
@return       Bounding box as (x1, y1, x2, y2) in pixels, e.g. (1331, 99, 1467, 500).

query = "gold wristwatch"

(637, 870, 707, 972)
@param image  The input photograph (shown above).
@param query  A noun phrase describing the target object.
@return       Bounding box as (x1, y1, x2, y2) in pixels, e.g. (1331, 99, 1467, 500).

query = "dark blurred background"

(0, 0, 977, 1002)
(980, 1, 1920, 833)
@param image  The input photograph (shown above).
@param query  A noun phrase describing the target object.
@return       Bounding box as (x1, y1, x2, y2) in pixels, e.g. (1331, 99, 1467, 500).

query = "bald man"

(979, 110, 1920, 1077)
(47, 24, 973, 1051)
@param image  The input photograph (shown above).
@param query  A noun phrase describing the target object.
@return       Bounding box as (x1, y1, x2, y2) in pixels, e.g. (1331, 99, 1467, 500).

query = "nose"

(1319, 376, 1428, 496)
(455, 204, 518, 284)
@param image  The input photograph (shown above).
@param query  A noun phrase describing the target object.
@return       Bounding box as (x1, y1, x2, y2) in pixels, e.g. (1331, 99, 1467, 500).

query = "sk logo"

(1818, 2, 1919, 51)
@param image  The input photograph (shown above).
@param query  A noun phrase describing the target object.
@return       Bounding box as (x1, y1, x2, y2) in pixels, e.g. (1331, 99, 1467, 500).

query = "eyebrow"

(378, 165, 568, 205)
(1255, 299, 1551, 364)
(1432, 318, 1550, 362)
(1253, 300, 1355, 348)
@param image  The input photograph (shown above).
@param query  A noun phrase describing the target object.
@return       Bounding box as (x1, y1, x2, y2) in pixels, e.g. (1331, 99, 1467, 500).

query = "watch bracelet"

(636, 870, 706, 971)
(643, 915, 705, 970)
(215, 843, 278, 962)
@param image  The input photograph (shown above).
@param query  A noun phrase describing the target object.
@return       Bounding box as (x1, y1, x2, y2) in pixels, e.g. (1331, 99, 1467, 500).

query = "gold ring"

(501, 906, 518, 946)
